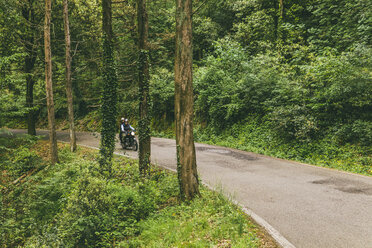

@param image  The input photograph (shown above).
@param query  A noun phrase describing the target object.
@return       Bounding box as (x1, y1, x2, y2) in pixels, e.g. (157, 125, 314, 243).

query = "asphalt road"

(9, 130, 372, 248)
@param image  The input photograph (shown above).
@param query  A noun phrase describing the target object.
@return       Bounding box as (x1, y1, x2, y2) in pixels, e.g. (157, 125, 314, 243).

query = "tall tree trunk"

(137, 0, 151, 175)
(99, 0, 118, 175)
(63, 0, 76, 152)
(25, 58, 36, 135)
(279, 0, 284, 19)
(277, 0, 285, 44)
(272, 0, 279, 42)
(22, 0, 37, 136)
(44, 0, 58, 164)
(175, 0, 200, 201)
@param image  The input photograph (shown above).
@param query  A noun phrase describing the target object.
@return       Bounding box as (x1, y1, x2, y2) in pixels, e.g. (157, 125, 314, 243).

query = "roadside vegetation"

(0, 135, 277, 248)
(151, 40, 372, 176)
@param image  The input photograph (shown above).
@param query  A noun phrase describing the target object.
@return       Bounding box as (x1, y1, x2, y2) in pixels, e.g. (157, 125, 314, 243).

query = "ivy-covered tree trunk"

(175, 0, 200, 201)
(25, 56, 36, 135)
(44, 0, 58, 164)
(137, 0, 151, 175)
(63, 0, 76, 152)
(22, 0, 37, 136)
(99, 0, 118, 175)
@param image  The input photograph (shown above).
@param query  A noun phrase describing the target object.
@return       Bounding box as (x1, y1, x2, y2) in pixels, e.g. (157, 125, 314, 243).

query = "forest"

(0, 0, 371, 246)
(1, 0, 371, 174)
(1, 0, 371, 175)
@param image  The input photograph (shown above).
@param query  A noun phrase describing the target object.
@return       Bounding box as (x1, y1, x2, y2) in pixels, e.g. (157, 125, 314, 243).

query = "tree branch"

(192, 0, 208, 16)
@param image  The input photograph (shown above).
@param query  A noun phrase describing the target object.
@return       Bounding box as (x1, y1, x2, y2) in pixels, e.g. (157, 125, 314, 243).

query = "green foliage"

(194, 118, 371, 176)
(1, 0, 371, 181)
(194, 39, 280, 127)
(7, 147, 41, 177)
(2, 0, 371, 132)
(1, 143, 176, 247)
(1, 140, 264, 247)
(191, 37, 371, 175)
(233, 9, 276, 54)
(126, 189, 260, 248)
(0, 53, 29, 126)
(194, 38, 372, 144)
(149, 68, 174, 124)
(308, 0, 372, 51)
(57, 176, 141, 247)
(333, 120, 372, 147)
(0, 133, 40, 178)
(193, 16, 220, 61)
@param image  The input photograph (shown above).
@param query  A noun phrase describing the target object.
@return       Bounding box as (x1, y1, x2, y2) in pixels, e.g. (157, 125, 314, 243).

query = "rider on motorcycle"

(119, 118, 135, 143)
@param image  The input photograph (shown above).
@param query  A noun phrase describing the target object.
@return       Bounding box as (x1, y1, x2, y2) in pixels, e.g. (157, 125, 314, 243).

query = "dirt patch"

(31, 140, 67, 161)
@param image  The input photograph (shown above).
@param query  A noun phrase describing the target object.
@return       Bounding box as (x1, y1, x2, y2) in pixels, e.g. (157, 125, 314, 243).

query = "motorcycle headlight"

(131, 131, 135, 136)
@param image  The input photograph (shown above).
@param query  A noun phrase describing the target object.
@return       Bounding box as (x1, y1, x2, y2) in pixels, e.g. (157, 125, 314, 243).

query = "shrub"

(8, 147, 41, 177)
(334, 120, 372, 146)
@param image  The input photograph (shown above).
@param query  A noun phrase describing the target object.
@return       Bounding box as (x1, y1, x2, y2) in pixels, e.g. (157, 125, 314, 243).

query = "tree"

(44, 0, 58, 164)
(99, 0, 118, 175)
(174, 0, 200, 200)
(137, 0, 151, 175)
(279, 0, 284, 19)
(21, 0, 38, 135)
(63, 0, 76, 152)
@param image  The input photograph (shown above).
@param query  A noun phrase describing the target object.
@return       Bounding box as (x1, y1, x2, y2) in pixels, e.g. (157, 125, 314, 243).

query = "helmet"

(121, 117, 125, 122)
(124, 119, 128, 122)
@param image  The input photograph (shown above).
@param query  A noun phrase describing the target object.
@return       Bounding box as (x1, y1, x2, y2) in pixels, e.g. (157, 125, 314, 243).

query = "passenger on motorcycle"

(119, 118, 135, 143)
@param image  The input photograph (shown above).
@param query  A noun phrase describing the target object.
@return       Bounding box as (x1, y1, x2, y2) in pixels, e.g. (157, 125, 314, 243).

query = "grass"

(0, 136, 277, 248)
(126, 190, 261, 248)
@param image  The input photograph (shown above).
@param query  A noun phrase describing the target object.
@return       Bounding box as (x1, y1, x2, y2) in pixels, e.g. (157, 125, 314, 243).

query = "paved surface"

(10, 129, 372, 248)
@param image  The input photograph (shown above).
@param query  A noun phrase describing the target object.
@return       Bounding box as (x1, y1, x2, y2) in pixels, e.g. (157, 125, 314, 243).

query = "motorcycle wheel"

(121, 140, 126, 149)
(133, 140, 138, 151)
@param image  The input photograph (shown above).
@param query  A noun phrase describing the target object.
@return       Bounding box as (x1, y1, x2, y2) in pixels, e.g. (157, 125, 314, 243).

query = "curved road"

(11, 130, 372, 248)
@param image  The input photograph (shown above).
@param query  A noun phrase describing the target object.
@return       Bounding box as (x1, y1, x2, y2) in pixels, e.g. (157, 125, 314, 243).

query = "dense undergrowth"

(194, 118, 371, 176)
(151, 40, 372, 177)
(0, 134, 273, 248)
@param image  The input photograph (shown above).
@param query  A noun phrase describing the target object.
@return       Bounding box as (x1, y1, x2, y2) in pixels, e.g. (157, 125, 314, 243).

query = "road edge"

(202, 181, 296, 248)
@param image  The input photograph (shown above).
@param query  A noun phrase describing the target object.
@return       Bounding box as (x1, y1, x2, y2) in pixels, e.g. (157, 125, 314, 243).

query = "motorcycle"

(121, 130, 138, 151)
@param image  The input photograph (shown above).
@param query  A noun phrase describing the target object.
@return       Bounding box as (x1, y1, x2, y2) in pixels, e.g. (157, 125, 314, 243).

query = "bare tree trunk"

(137, 0, 151, 175)
(44, 0, 58, 164)
(63, 0, 76, 152)
(279, 0, 284, 19)
(175, 0, 200, 201)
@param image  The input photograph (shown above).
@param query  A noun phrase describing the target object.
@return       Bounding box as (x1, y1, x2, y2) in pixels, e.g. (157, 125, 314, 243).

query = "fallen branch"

(12, 168, 38, 185)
